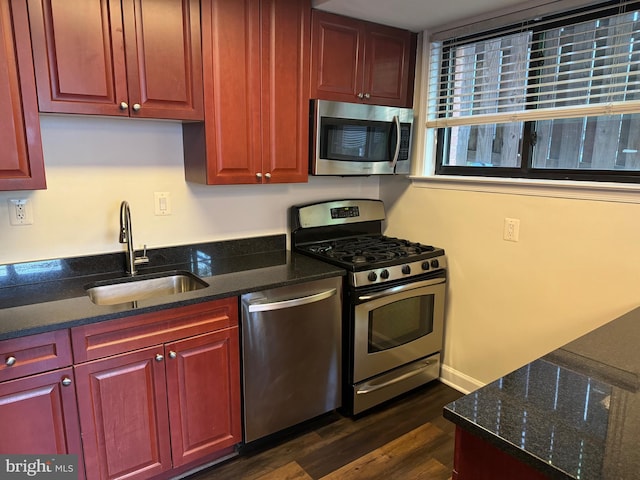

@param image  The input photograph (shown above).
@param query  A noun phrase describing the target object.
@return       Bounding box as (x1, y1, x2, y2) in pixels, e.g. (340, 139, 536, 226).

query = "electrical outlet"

(8, 199, 33, 225)
(503, 218, 520, 242)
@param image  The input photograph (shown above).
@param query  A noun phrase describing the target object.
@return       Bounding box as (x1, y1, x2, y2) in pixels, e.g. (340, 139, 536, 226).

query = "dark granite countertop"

(444, 305, 640, 479)
(0, 234, 345, 341)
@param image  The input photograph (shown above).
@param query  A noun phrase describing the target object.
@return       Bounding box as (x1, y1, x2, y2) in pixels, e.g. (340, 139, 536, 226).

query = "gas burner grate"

(300, 235, 438, 269)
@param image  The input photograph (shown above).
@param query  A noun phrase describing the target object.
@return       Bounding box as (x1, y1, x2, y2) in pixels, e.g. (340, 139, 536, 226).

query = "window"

(428, 0, 640, 182)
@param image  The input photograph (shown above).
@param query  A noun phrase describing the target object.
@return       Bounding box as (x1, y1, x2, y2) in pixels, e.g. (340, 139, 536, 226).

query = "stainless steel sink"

(85, 271, 209, 306)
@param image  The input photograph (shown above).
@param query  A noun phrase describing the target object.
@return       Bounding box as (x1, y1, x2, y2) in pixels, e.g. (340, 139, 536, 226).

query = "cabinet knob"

(264, 172, 271, 179)
(364, 93, 371, 99)
(169, 351, 177, 359)
(256, 172, 263, 179)
(5, 356, 16, 367)
(357, 92, 364, 99)
(119, 102, 128, 110)
(155, 354, 164, 362)
(61, 377, 72, 387)
(132, 103, 141, 112)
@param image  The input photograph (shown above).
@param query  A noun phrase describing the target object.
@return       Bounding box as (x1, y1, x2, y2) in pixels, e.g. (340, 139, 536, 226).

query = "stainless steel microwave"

(310, 100, 414, 176)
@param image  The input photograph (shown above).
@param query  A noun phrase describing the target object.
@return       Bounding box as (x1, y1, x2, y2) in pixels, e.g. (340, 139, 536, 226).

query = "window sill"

(409, 175, 640, 204)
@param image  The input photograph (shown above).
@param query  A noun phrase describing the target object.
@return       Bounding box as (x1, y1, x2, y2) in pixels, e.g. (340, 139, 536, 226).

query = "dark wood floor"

(188, 381, 463, 480)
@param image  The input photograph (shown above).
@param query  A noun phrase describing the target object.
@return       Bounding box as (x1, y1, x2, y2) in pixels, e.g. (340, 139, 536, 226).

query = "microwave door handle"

(390, 115, 401, 171)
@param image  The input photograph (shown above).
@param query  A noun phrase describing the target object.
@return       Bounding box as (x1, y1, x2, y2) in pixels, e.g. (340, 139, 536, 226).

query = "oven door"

(352, 276, 445, 383)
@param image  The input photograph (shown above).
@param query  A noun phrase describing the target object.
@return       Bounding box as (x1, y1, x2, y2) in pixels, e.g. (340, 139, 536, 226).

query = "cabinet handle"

(169, 351, 177, 359)
(5, 356, 16, 367)
(61, 377, 72, 387)
(119, 102, 128, 110)
(132, 103, 141, 112)
(155, 354, 164, 362)
(357, 92, 364, 99)
(256, 172, 263, 179)
(264, 172, 271, 179)
(364, 93, 371, 99)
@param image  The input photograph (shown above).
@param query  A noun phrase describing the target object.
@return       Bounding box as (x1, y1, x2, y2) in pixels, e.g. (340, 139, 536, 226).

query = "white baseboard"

(439, 364, 486, 394)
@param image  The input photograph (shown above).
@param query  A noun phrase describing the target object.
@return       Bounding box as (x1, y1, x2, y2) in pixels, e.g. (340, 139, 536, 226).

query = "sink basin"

(85, 271, 209, 306)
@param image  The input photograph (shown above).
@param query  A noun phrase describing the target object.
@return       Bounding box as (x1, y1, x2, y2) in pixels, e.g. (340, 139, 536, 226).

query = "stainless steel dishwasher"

(240, 276, 342, 443)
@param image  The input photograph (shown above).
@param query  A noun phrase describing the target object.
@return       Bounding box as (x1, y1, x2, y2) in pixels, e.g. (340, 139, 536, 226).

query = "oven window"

(368, 295, 435, 353)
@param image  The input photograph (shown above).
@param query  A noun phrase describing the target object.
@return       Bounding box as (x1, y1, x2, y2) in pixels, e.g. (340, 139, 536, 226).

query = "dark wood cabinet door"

(122, 0, 203, 120)
(0, 368, 84, 478)
(75, 346, 172, 480)
(453, 427, 549, 480)
(165, 327, 241, 467)
(184, 0, 261, 184)
(310, 10, 416, 107)
(363, 23, 414, 107)
(0, 0, 46, 190)
(310, 10, 363, 103)
(27, 0, 129, 116)
(184, 0, 309, 185)
(28, 0, 203, 119)
(260, 0, 310, 183)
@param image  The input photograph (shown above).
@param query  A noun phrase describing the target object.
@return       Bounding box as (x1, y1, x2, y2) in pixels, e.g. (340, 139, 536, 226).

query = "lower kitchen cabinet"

(0, 329, 85, 478)
(452, 427, 548, 480)
(166, 328, 241, 467)
(72, 298, 242, 480)
(0, 368, 84, 477)
(75, 346, 172, 480)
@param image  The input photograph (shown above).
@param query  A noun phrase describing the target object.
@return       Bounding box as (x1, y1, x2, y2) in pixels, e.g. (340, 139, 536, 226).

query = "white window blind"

(427, 1, 640, 129)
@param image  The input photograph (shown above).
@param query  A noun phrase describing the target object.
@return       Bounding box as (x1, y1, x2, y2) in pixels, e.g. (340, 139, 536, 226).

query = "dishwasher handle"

(247, 288, 337, 313)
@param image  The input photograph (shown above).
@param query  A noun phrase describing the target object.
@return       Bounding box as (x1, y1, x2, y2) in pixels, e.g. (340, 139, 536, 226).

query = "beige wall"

(381, 176, 640, 390)
(6, 114, 640, 395)
(0, 115, 379, 264)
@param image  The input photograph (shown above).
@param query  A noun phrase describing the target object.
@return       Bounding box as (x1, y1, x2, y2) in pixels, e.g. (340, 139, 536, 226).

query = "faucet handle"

(134, 244, 150, 266)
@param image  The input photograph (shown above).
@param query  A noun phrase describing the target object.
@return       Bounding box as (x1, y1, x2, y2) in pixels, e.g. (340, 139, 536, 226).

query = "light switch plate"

(154, 192, 172, 216)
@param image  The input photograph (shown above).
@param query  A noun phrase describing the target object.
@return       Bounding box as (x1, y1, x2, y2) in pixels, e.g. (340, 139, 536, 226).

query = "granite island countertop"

(444, 305, 640, 479)
(0, 234, 345, 341)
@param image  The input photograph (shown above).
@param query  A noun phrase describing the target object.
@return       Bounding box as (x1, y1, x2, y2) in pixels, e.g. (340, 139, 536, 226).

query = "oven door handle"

(356, 359, 435, 395)
(247, 288, 337, 313)
(357, 277, 445, 302)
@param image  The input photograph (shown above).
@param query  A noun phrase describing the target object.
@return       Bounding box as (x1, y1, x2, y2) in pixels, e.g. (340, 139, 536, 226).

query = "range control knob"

(368, 272, 378, 282)
(401, 265, 411, 275)
(421, 261, 431, 271)
(431, 259, 440, 269)
(380, 269, 390, 279)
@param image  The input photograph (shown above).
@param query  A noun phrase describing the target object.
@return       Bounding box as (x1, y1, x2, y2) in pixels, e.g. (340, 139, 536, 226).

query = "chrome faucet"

(119, 201, 149, 275)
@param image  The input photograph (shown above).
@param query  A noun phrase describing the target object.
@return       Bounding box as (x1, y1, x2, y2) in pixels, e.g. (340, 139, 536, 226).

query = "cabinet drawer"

(0, 330, 72, 382)
(72, 298, 238, 362)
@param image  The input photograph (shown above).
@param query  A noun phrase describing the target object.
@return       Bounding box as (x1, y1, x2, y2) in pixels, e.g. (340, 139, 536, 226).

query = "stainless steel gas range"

(290, 199, 446, 415)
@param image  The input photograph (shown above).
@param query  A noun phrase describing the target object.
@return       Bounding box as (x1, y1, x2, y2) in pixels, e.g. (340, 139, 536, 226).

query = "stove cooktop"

(290, 199, 447, 287)
(298, 234, 442, 271)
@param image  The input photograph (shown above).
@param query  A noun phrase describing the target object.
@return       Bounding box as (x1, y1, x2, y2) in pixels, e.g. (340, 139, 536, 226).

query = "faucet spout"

(119, 201, 148, 275)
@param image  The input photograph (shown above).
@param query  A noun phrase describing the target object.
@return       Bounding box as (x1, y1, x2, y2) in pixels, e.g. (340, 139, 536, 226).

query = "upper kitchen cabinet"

(183, 0, 310, 184)
(27, 0, 204, 120)
(310, 10, 416, 108)
(0, 0, 46, 190)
